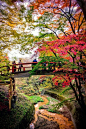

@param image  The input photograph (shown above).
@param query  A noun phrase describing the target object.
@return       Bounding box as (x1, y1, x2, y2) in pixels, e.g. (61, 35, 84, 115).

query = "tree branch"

(44, 23, 60, 39)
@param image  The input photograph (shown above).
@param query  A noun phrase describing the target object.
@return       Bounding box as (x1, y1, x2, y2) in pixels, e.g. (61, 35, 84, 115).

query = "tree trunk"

(77, 0, 86, 21)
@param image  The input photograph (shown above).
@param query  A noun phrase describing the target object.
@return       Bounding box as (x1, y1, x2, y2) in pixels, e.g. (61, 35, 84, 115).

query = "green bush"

(39, 106, 44, 109)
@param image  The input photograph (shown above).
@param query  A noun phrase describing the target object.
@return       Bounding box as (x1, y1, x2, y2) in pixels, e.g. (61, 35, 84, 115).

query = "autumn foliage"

(30, 0, 85, 35)
(36, 30, 86, 110)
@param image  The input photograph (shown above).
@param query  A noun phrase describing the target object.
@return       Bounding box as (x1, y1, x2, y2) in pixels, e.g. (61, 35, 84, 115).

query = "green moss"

(39, 106, 44, 109)
(46, 96, 58, 105)
(47, 108, 60, 114)
(23, 94, 44, 104)
(46, 97, 50, 105)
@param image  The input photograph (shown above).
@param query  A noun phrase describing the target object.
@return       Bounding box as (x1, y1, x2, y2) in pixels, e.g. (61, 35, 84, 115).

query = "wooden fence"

(0, 77, 16, 110)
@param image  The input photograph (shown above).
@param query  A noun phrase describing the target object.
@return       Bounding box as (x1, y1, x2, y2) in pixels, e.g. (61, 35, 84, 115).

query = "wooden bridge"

(0, 62, 37, 75)
(0, 62, 56, 77)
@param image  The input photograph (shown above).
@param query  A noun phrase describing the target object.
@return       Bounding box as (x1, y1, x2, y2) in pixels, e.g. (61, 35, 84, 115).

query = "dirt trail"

(34, 95, 49, 123)
(33, 95, 75, 129)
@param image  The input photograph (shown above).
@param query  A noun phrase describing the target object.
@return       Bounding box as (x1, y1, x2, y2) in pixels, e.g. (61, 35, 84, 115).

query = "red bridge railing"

(0, 62, 36, 74)
(0, 62, 56, 75)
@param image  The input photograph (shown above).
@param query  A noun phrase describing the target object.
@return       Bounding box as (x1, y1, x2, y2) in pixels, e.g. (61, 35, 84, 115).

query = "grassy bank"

(39, 96, 60, 113)
(22, 94, 44, 104)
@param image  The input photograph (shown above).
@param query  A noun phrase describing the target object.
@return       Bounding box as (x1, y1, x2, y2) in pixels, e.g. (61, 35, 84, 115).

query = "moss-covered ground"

(0, 92, 35, 129)
(0, 84, 43, 129)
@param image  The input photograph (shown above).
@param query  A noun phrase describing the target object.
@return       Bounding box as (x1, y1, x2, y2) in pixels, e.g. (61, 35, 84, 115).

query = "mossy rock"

(0, 94, 35, 129)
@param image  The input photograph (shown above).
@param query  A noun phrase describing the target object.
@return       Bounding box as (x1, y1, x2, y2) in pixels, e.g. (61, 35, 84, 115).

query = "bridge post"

(12, 66, 14, 73)
(12, 77, 17, 105)
(9, 78, 13, 110)
(23, 67, 25, 71)
(12, 77, 15, 91)
(9, 77, 16, 109)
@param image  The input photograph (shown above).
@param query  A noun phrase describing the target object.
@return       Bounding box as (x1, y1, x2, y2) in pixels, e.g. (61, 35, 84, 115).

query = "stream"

(29, 95, 75, 129)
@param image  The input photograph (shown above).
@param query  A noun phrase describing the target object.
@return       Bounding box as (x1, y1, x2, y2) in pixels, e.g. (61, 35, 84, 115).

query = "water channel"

(29, 95, 75, 129)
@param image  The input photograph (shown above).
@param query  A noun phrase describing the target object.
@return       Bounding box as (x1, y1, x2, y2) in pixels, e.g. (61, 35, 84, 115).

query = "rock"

(59, 106, 72, 121)
(34, 116, 59, 129)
